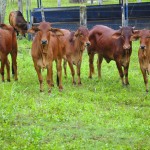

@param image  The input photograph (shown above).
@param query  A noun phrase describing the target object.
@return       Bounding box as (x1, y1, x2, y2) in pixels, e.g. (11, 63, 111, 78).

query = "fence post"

(80, 5, 87, 27)
(125, 0, 128, 26)
(58, 0, 61, 7)
(18, 0, 23, 13)
(0, 0, 7, 23)
(98, 0, 102, 5)
(41, 7, 45, 22)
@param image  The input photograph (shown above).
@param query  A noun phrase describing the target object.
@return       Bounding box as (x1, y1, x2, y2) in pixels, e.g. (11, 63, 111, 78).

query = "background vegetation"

(1, 0, 150, 149)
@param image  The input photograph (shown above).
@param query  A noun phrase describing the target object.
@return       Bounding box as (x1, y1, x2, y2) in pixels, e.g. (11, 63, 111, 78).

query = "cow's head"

(74, 26, 91, 49)
(17, 22, 28, 37)
(131, 29, 150, 50)
(28, 22, 64, 46)
(112, 26, 137, 50)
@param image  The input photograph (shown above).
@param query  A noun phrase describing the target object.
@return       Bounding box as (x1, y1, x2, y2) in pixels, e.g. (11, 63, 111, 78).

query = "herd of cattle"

(0, 10, 150, 93)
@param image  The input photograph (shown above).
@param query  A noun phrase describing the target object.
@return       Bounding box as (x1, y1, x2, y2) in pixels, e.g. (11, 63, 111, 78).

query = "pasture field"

(1, 0, 150, 150)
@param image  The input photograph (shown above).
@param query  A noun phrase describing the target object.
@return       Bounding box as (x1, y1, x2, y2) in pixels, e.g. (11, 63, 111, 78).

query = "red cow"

(28, 22, 65, 93)
(0, 24, 18, 81)
(61, 26, 90, 84)
(87, 25, 137, 85)
(132, 29, 150, 92)
(9, 11, 27, 37)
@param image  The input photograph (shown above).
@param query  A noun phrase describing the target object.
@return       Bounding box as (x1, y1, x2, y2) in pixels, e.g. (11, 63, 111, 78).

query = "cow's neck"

(41, 45, 48, 68)
(73, 38, 84, 63)
(74, 38, 84, 52)
(147, 40, 150, 60)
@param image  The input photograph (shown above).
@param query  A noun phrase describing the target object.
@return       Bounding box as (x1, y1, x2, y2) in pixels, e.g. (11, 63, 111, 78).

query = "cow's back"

(49, 32, 66, 60)
(59, 29, 71, 55)
(0, 26, 15, 53)
(89, 25, 118, 60)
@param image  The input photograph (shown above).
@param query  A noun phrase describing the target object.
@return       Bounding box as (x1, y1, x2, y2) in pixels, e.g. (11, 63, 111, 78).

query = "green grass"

(1, 37, 150, 150)
(1, 0, 150, 149)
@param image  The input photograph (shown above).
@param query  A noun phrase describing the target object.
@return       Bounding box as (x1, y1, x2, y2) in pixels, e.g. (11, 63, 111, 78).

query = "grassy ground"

(1, 0, 150, 150)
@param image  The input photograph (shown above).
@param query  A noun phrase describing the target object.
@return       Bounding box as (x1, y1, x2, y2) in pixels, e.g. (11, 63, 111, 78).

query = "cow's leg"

(63, 59, 67, 78)
(11, 52, 18, 81)
(12, 62, 14, 76)
(141, 67, 148, 92)
(97, 54, 103, 79)
(56, 58, 63, 91)
(116, 61, 124, 85)
(67, 56, 76, 84)
(124, 64, 129, 85)
(77, 61, 82, 85)
(1, 54, 7, 82)
(88, 52, 95, 78)
(15, 30, 19, 36)
(50, 63, 54, 87)
(6, 57, 10, 82)
(46, 62, 52, 93)
(33, 59, 43, 92)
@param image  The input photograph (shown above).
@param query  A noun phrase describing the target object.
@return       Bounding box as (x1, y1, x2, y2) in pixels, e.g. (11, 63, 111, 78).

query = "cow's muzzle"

(123, 45, 131, 50)
(140, 45, 146, 50)
(41, 40, 48, 45)
(86, 41, 91, 47)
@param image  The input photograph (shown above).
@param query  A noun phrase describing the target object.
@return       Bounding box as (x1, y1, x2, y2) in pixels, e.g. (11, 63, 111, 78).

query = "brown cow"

(132, 29, 150, 92)
(87, 25, 137, 85)
(0, 24, 18, 81)
(61, 26, 90, 85)
(28, 21, 65, 93)
(9, 11, 27, 37)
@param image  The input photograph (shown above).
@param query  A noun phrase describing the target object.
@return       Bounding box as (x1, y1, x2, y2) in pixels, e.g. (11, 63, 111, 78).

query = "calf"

(62, 26, 90, 84)
(88, 25, 137, 85)
(9, 11, 27, 37)
(132, 29, 150, 92)
(0, 24, 18, 81)
(28, 22, 64, 93)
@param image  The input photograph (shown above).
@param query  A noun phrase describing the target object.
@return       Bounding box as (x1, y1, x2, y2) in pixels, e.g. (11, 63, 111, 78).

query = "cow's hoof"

(78, 82, 82, 85)
(7, 79, 11, 82)
(40, 89, 44, 92)
(48, 89, 51, 93)
(51, 83, 54, 87)
(72, 81, 76, 85)
(59, 87, 63, 92)
(88, 76, 92, 79)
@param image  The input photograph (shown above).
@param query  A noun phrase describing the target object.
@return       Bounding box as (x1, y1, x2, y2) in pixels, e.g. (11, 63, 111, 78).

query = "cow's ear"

(133, 30, 139, 34)
(0, 24, 10, 30)
(27, 26, 39, 34)
(0, 23, 7, 28)
(130, 30, 140, 41)
(130, 35, 139, 41)
(148, 31, 150, 38)
(74, 30, 79, 37)
(112, 31, 121, 39)
(50, 28, 64, 36)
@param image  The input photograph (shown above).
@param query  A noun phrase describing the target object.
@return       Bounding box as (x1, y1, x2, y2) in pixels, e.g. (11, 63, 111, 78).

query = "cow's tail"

(57, 73, 59, 87)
